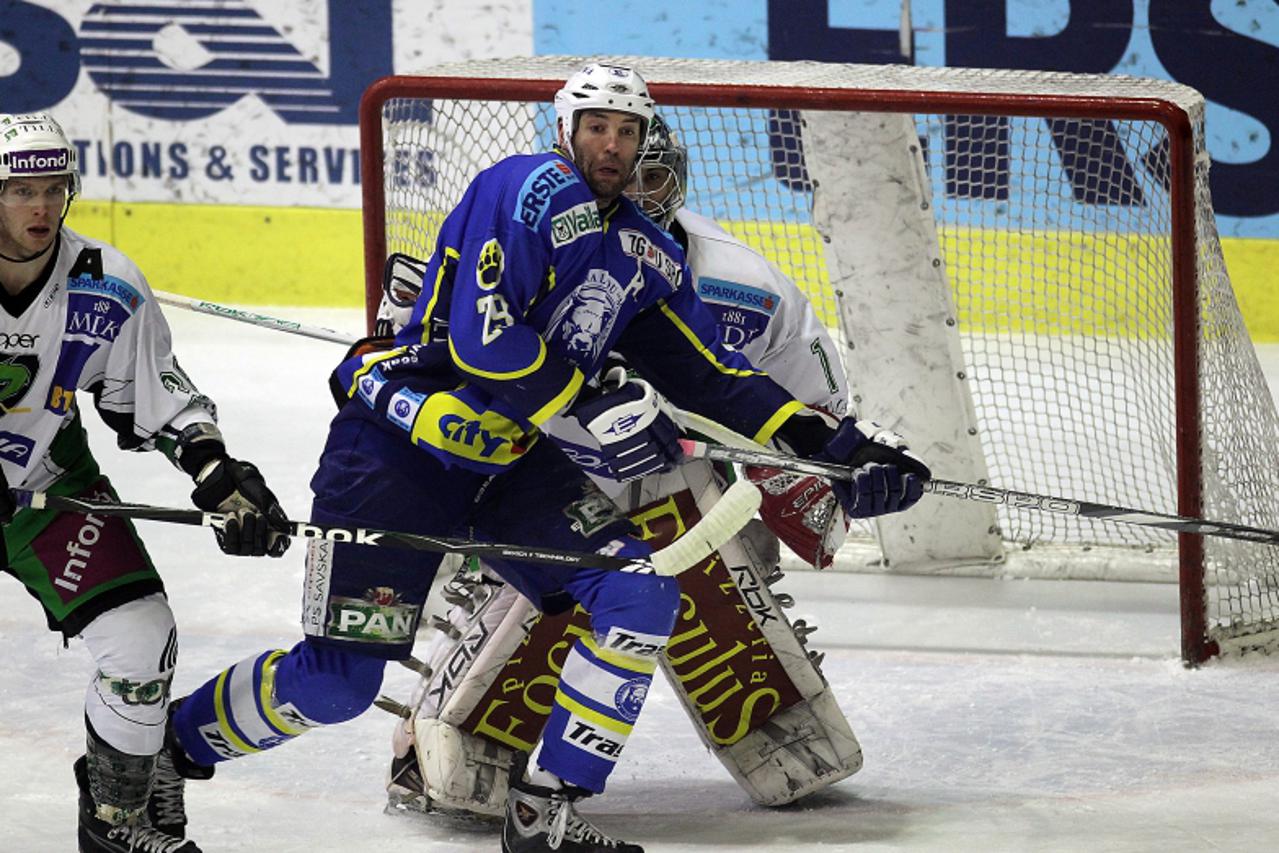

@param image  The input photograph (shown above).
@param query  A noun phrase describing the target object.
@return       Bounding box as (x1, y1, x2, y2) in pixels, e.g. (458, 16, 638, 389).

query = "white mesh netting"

(366, 57, 1279, 660)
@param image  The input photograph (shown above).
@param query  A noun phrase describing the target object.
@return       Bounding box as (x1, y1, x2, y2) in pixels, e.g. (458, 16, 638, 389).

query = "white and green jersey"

(677, 209, 850, 418)
(0, 227, 217, 492)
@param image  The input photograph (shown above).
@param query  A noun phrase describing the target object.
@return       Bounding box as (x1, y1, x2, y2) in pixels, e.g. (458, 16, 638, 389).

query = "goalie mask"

(627, 113, 687, 229)
(553, 63, 655, 162)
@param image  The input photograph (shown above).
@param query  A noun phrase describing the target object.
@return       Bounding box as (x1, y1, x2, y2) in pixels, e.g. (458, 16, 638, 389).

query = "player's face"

(0, 176, 68, 257)
(627, 164, 675, 219)
(572, 110, 643, 204)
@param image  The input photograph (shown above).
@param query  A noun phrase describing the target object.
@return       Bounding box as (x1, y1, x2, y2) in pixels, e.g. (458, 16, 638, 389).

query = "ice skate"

(76, 756, 201, 853)
(501, 753, 642, 853)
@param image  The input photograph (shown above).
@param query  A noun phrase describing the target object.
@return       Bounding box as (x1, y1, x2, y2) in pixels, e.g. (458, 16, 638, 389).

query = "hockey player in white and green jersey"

(0, 113, 291, 853)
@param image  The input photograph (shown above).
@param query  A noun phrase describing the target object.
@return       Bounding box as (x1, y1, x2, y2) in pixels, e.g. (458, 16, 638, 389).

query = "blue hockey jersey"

(333, 150, 803, 473)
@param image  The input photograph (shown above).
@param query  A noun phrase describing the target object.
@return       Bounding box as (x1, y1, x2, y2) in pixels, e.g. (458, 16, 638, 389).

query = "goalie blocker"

(385, 460, 862, 816)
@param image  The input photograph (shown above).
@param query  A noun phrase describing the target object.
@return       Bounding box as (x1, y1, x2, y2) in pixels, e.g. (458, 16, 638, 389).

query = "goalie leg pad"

(716, 688, 863, 806)
(414, 717, 512, 819)
(647, 461, 863, 805)
(392, 575, 536, 816)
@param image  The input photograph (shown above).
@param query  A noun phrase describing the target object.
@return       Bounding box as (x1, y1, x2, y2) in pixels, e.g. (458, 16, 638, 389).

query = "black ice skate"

(147, 699, 215, 839)
(501, 753, 643, 853)
(76, 756, 201, 853)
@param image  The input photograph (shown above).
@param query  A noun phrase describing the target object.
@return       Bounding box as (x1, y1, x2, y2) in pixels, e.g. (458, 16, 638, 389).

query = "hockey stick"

(153, 291, 357, 346)
(11, 482, 760, 577)
(677, 437, 1279, 547)
(143, 299, 767, 568)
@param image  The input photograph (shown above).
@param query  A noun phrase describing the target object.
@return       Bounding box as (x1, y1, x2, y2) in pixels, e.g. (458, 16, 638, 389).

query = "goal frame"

(357, 65, 1208, 663)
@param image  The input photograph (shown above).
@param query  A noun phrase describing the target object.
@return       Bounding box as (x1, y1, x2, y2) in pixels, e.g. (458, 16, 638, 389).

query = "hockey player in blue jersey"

(161, 63, 931, 853)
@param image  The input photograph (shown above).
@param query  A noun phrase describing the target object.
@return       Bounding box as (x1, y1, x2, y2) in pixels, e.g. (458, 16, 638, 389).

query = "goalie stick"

(10, 482, 760, 576)
(678, 438, 1279, 548)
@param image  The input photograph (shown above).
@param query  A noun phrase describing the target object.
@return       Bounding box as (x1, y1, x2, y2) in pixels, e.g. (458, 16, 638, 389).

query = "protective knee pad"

(174, 639, 386, 766)
(575, 568, 681, 642)
(78, 593, 177, 755)
(276, 638, 386, 723)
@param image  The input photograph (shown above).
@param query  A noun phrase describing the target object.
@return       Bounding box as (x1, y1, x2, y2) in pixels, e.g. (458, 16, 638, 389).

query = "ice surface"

(4, 308, 1279, 852)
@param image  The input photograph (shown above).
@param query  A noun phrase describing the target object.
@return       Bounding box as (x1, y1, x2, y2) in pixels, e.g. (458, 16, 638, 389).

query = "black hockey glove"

(814, 418, 931, 518)
(571, 367, 684, 482)
(191, 457, 291, 557)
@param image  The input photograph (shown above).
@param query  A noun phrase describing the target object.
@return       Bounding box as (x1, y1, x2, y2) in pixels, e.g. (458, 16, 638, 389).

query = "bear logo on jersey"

(544, 269, 624, 362)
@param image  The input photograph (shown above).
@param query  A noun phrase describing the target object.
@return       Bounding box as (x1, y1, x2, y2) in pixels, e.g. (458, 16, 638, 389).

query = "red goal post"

(358, 56, 1279, 665)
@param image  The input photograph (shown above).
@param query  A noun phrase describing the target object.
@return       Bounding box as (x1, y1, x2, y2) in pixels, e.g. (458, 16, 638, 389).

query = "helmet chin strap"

(0, 238, 55, 264)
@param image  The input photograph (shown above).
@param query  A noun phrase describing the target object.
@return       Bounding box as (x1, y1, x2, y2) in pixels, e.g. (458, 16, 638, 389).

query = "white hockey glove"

(814, 419, 931, 518)
(374, 252, 427, 338)
(191, 457, 291, 557)
(570, 367, 684, 482)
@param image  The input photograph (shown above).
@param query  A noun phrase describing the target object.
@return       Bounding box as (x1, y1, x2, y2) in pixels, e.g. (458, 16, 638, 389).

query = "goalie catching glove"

(746, 466, 847, 569)
(191, 457, 291, 557)
(570, 366, 684, 482)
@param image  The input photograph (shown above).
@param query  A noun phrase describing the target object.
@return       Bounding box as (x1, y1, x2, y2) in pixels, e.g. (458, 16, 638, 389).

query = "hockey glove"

(815, 419, 931, 519)
(571, 367, 684, 482)
(190, 457, 291, 557)
(747, 466, 848, 568)
(375, 252, 427, 338)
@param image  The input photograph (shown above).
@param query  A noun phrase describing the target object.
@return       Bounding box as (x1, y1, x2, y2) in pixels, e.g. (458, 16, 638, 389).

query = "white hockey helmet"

(0, 112, 81, 198)
(628, 113, 687, 229)
(554, 63, 656, 159)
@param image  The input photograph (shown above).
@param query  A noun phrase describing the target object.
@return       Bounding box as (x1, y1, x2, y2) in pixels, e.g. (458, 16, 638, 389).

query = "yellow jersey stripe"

(344, 345, 409, 398)
(529, 367, 585, 425)
(556, 692, 633, 736)
(449, 335, 548, 380)
(213, 670, 260, 755)
(657, 301, 765, 377)
(582, 635, 658, 675)
(753, 399, 806, 445)
(416, 246, 457, 344)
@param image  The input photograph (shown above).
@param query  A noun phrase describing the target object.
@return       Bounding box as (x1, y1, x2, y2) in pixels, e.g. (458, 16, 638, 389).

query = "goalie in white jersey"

(0, 113, 291, 853)
(381, 113, 873, 824)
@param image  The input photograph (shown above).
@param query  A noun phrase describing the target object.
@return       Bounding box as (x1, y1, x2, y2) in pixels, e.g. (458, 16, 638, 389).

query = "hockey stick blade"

(649, 478, 762, 576)
(154, 291, 357, 346)
(12, 482, 761, 575)
(677, 439, 1279, 547)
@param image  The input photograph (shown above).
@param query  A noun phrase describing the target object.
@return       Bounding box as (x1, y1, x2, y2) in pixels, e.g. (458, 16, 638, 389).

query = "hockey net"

(358, 56, 1279, 664)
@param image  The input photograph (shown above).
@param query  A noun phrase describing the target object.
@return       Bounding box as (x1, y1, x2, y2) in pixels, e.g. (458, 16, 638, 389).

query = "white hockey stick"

(153, 291, 358, 346)
(11, 482, 760, 577)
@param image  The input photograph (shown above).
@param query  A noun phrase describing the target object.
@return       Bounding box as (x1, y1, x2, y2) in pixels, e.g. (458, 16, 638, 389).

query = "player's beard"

(581, 153, 636, 203)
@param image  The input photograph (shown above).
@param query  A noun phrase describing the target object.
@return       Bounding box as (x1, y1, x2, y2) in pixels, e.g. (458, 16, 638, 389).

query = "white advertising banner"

(4, 0, 534, 207)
